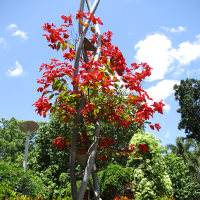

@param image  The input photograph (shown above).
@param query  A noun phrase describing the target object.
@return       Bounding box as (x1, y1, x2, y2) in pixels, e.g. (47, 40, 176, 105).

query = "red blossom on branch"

(34, 12, 165, 156)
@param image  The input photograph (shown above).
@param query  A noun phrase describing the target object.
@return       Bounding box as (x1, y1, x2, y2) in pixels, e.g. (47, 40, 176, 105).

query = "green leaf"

(56, 42, 61, 51)
(49, 94, 54, 100)
(60, 91, 67, 97)
(62, 41, 68, 51)
(113, 83, 119, 88)
(91, 26, 95, 33)
(90, 89, 98, 99)
(94, 108, 100, 115)
(108, 67, 114, 75)
(52, 79, 61, 90)
(104, 72, 109, 77)
(69, 44, 73, 49)
(50, 107, 56, 113)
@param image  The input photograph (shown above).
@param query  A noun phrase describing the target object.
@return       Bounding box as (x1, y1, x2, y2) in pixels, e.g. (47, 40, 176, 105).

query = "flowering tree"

(33, 0, 164, 199)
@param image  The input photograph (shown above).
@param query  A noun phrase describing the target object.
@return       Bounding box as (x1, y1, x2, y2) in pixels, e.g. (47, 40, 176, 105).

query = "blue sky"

(0, 0, 200, 146)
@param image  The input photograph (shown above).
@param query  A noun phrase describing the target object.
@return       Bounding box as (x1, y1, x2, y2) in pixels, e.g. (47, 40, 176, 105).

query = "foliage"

(128, 130, 173, 200)
(0, 117, 27, 162)
(0, 160, 47, 198)
(98, 164, 131, 200)
(28, 114, 71, 199)
(0, 182, 17, 200)
(95, 122, 140, 168)
(166, 137, 195, 163)
(165, 153, 200, 200)
(167, 137, 200, 187)
(174, 78, 200, 141)
(188, 142, 200, 182)
(55, 180, 84, 200)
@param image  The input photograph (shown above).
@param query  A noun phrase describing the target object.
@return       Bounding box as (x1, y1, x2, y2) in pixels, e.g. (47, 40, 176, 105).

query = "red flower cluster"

(33, 97, 52, 117)
(53, 137, 70, 150)
(77, 132, 89, 142)
(150, 123, 161, 131)
(138, 144, 149, 154)
(53, 137, 65, 150)
(76, 11, 103, 25)
(98, 137, 115, 150)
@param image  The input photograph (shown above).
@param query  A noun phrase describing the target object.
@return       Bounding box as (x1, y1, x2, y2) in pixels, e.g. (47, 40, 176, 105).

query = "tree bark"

(70, 95, 86, 200)
(92, 162, 101, 200)
(77, 115, 101, 200)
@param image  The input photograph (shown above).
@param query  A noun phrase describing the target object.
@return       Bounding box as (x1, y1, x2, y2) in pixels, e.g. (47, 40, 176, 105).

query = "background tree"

(166, 137, 195, 164)
(167, 137, 200, 185)
(174, 78, 200, 141)
(0, 117, 33, 163)
(28, 114, 71, 199)
(165, 153, 200, 200)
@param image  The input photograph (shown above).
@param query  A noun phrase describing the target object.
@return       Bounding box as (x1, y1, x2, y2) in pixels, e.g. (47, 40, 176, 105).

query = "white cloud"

(135, 33, 200, 81)
(146, 80, 179, 111)
(161, 26, 186, 33)
(0, 37, 7, 49)
(6, 23, 28, 40)
(170, 40, 200, 65)
(6, 23, 17, 30)
(135, 34, 173, 81)
(12, 30, 28, 40)
(7, 61, 24, 77)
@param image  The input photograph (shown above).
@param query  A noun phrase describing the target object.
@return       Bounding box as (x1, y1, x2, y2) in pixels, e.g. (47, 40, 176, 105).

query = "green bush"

(128, 131, 173, 200)
(165, 153, 200, 200)
(98, 164, 131, 200)
(0, 182, 16, 200)
(0, 160, 47, 198)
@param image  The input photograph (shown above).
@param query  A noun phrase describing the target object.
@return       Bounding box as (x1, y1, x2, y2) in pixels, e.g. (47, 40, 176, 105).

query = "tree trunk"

(77, 115, 101, 200)
(70, 1, 101, 199)
(92, 163, 101, 200)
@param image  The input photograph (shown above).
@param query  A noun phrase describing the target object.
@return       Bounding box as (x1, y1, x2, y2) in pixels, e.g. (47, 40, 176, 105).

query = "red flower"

(138, 144, 149, 154)
(53, 137, 65, 150)
(155, 123, 161, 131)
(150, 125, 154, 130)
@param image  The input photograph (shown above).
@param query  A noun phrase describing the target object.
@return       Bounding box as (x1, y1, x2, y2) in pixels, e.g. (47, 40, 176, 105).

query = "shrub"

(98, 164, 131, 200)
(0, 182, 16, 200)
(0, 160, 47, 198)
(128, 131, 173, 200)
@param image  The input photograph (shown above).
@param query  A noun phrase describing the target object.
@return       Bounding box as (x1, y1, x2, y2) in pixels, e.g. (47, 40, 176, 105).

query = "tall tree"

(0, 117, 26, 162)
(166, 137, 200, 184)
(166, 137, 195, 164)
(174, 78, 200, 141)
(33, 1, 164, 199)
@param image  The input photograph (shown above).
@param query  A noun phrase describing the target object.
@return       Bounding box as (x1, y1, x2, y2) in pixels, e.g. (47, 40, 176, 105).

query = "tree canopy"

(174, 78, 200, 141)
(33, 1, 164, 199)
